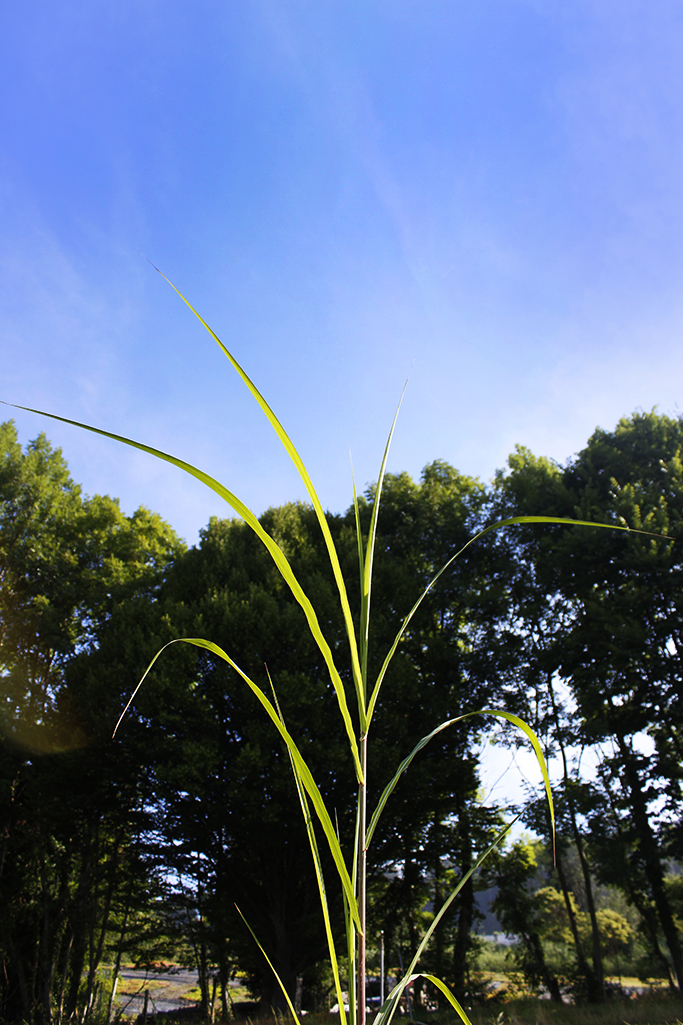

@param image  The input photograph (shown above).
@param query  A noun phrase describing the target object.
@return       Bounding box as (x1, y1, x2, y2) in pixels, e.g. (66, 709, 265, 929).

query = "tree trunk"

(600, 777, 676, 988)
(555, 847, 601, 1001)
(546, 674, 604, 999)
(527, 931, 563, 1004)
(618, 738, 683, 990)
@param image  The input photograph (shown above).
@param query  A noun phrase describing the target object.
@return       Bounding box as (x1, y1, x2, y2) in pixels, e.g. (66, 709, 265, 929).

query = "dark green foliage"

(4, 410, 683, 1020)
(0, 421, 183, 1023)
(128, 463, 498, 1012)
(144, 504, 356, 1012)
(490, 411, 683, 995)
(492, 839, 563, 1003)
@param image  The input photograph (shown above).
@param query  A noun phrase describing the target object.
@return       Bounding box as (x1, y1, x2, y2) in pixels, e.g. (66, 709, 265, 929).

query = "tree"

(492, 412, 683, 991)
(491, 840, 563, 1003)
(111, 460, 504, 1012)
(0, 421, 183, 1023)
(130, 502, 356, 1013)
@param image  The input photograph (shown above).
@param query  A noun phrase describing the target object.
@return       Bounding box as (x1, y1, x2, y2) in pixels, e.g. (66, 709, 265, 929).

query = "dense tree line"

(487, 412, 683, 997)
(1, 410, 682, 1022)
(0, 422, 184, 1023)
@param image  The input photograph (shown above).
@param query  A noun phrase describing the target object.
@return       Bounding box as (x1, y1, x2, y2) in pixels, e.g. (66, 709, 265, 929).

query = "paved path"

(117, 967, 199, 1017)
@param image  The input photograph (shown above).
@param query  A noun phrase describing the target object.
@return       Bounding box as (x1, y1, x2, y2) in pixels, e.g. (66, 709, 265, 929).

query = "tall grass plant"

(7, 272, 648, 1025)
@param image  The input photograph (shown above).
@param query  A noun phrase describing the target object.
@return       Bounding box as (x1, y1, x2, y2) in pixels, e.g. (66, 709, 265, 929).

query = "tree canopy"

(2, 410, 683, 1021)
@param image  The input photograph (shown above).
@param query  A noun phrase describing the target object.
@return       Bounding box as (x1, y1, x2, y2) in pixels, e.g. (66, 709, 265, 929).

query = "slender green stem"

(357, 733, 368, 1025)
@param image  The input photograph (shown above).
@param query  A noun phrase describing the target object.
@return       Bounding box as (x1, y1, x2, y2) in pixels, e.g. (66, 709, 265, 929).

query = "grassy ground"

(117, 977, 173, 996)
(141, 997, 682, 1025)
(449, 996, 682, 1025)
(328, 1003, 681, 1025)
(114, 965, 680, 1025)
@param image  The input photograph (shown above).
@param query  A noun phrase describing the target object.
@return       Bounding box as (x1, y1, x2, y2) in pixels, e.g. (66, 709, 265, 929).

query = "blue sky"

(3, 0, 683, 547)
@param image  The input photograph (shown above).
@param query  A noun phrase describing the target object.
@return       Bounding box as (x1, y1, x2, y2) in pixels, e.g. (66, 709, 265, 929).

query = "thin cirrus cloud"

(2, 1, 683, 548)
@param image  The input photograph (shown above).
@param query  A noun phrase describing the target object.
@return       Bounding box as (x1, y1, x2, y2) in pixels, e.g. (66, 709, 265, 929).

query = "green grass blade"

(475, 513, 667, 539)
(476, 707, 555, 846)
(377, 975, 472, 1025)
(420, 976, 472, 1025)
(374, 816, 516, 1025)
(366, 714, 470, 848)
(367, 708, 552, 851)
(344, 783, 363, 1025)
(149, 269, 366, 723)
(351, 460, 365, 639)
(181, 638, 363, 930)
(235, 905, 299, 1023)
(358, 383, 407, 696)
(343, 893, 357, 1025)
(268, 670, 348, 1025)
(6, 401, 364, 783)
(113, 636, 362, 932)
(366, 513, 657, 725)
(289, 769, 349, 1025)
